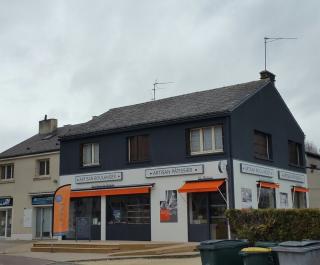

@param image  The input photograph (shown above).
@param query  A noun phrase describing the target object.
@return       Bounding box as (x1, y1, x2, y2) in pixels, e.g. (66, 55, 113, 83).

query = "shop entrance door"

(188, 191, 228, 242)
(106, 194, 151, 241)
(35, 207, 52, 238)
(0, 209, 12, 238)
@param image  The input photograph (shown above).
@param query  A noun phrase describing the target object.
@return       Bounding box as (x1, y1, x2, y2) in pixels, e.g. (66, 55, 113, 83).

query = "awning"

(293, 186, 309, 193)
(178, 180, 225, 193)
(70, 185, 152, 198)
(258, 181, 280, 189)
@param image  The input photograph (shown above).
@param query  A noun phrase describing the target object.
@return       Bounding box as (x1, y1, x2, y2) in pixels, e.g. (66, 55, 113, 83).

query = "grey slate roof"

(0, 126, 71, 159)
(62, 79, 271, 138)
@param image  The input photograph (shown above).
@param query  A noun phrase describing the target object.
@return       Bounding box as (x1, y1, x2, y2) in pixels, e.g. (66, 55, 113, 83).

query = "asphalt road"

(0, 255, 76, 265)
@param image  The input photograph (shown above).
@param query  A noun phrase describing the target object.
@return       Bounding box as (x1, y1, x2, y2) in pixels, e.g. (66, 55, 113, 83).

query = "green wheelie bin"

(255, 242, 280, 265)
(240, 247, 275, 265)
(197, 239, 249, 265)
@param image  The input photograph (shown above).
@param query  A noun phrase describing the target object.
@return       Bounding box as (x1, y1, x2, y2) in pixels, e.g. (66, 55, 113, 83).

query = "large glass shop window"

(189, 193, 208, 224)
(106, 194, 150, 224)
(258, 187, 276, 209)
(69, 197, 101, 238)
(293, 192, 307, 209)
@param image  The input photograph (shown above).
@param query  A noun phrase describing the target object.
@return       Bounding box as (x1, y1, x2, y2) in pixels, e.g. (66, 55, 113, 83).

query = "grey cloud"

(0, 0, 320, 152)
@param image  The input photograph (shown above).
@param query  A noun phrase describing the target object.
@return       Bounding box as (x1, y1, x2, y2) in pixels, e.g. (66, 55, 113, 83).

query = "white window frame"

(0, 164, 14, 180)
(190, 126, 223, 155)
(37, 159, 50, 176)
(82, 143, 100, 167)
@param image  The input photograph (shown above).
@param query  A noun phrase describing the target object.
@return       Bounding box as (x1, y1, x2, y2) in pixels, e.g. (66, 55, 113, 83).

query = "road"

(0, 254, 76, 265)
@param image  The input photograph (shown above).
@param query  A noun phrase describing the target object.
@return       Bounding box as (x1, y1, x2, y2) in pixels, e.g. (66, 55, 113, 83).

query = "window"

(258, 187, 276, 209)
(280, 193, 289, 208)
(189, 126, 223, 155)
(82, 143, 99, 166)
(37, 159, 50, 176)
(292, 192, 307, 208)
(254, 131, 272, 160)
(0, 164, 14, 180)
(128, 135, 150, 162)
(288, 141, 303, 166)
(106, 194, 150, 224)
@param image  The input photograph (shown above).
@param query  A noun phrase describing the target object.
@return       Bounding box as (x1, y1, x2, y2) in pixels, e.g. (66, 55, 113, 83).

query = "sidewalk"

(0, 240, 200, 263)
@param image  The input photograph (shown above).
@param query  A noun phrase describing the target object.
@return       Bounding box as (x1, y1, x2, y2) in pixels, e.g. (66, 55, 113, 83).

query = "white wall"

(233, 159, 308, 209)
(60, 160, 228, 242)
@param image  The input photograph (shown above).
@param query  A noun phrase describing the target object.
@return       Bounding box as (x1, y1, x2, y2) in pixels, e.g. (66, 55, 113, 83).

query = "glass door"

(0, 211, 6, 237)
(36, 207, 52, 238)
(0, 209, 12, 238)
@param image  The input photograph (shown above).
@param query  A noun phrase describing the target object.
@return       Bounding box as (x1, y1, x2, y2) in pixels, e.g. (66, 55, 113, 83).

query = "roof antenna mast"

(152, 80, 174, 101)
(264, 36, 297, 70)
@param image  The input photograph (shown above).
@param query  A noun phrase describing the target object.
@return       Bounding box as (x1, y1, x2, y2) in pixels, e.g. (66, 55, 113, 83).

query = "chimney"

(260, 70, 276, 82)
(39, 115, 58, 134)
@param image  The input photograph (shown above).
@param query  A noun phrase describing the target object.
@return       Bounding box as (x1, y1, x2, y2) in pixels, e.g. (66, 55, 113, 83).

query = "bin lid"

(241, 247, 272, 253)
(273, 241, 320, 253)
(279, 241, 320, 247)
(255, 241, 279, 247)
(198, 239, 248, 250)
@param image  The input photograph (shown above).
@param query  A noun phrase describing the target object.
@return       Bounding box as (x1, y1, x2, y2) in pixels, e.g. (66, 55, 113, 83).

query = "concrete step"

(31, 246, 119, 253)
(32, 243, 177, 252)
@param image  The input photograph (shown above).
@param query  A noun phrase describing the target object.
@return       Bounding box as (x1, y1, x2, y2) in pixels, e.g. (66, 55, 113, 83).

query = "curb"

(67, 252, 200, 262)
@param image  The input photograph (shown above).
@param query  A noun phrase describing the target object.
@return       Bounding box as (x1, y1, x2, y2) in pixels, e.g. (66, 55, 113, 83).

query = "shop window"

(128, 135, 150, 163)
(254, 131, 272, 160)
(189, 193, 208, 224)
(258, 187, 276, 209)
(288, 141, 303, 167)
(82, 143, 99, 166)
(189, 126, 223, 155)
(106, 194, 150, 224)
(37, 159, 50, 176)
(0, 164, 14, 180)
(69, 197, 101, 239)
(293, 192, 307, 208)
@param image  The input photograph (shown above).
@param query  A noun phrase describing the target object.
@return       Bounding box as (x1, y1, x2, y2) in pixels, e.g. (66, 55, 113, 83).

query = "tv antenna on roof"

(264, 36, 297, 70)
(152, 80, 174, 101)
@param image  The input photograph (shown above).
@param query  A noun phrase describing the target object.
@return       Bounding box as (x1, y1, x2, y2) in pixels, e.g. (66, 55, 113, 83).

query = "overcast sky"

(0, 0, 319, 152)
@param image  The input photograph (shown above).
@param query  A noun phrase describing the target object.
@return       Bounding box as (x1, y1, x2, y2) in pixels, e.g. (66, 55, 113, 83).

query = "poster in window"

(241, 188, 252, 209)
(280, 193, 289, 208)
(160, 190, 177, 223)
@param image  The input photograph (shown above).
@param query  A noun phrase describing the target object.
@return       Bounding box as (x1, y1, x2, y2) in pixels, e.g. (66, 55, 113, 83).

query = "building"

(306, 151, 320, 208)
(0, 117, 67, 239)
(54, 71, 308, 242)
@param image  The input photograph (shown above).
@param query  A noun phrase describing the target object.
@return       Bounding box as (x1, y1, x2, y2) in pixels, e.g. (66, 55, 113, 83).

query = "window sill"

(187, 151, 225, 158)
(289, 163, 305, 169)
(81, 164, 101, 169)
(127, 160, 151, 165)
(254, 156, 274, 162)
(33, 176, 51, 181)
(0, 179, 15, 184)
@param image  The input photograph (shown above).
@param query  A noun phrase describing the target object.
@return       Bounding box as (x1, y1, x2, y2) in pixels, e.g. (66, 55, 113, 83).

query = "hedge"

(225, 209, 320, 243)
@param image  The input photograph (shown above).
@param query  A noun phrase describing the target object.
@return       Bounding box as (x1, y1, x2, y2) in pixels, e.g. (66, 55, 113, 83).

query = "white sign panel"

(145, 164, 204, 178)
(278, 171, 305, 183)
(23, 208, 32, 228)
(75, 172, 123, 184)
(240, 163, 276, 178)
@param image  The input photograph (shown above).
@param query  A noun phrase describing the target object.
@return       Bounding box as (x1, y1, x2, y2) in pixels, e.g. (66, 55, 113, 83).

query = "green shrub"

(226, 209, 320, 243)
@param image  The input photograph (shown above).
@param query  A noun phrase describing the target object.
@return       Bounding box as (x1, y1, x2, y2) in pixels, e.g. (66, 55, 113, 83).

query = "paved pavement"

(0, 254, 77, 265)
(79, 257, 201, 265)
(0, 240, 200, 264)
